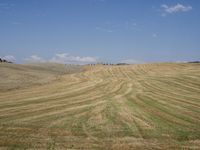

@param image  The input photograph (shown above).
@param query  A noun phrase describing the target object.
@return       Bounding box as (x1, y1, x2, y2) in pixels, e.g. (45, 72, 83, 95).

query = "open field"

(0, 63, 82, 91)
(0, 63, 200, 149)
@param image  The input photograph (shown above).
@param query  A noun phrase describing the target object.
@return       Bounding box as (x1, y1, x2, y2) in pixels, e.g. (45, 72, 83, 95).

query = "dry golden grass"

(0, 63, 82, 91)
(0, 62, 200, 149)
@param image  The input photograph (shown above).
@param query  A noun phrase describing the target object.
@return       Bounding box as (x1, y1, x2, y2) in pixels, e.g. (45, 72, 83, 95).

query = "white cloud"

(24, 53, 98, 64)
(51, 53, 98, 64)
(25, 55, 46, 63)
(120, 59, 144, 64)
(161, 3, 192, 14)
(2, 55, 16, 62)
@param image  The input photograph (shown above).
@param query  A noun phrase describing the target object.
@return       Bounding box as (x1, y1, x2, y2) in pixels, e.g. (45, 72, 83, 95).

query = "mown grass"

(0, 63, 200, 149)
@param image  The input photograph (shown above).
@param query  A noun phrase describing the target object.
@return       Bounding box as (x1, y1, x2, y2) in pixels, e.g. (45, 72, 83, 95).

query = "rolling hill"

(0, 63, 82, 91)
(0, 63, 200, 149)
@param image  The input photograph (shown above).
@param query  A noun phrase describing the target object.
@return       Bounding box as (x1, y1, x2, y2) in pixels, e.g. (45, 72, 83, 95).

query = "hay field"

(0, 63, 82, 91)
(0, 63, 200, 149)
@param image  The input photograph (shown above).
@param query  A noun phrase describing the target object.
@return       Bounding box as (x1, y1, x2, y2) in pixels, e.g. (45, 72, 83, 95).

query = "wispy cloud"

(2, 55, 16, 62)
(51, 53, 98, 64)
(161, 3, 192, 15)
(25, 55, 46, 63)
(24, 53, 98, 64)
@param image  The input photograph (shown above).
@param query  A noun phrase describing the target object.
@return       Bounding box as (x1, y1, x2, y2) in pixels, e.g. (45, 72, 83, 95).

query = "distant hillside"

(0, 63, 83, 91)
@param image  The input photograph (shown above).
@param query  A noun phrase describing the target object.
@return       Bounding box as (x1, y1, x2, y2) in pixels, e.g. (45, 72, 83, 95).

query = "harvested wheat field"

(0, 63, 200, 150)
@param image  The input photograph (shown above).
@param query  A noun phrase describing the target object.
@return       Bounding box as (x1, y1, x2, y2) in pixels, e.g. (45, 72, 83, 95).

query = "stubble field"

(0, 63, 200, 149)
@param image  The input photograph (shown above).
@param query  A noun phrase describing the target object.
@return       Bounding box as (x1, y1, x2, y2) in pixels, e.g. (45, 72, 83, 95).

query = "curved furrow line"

(116, 67, 130, 79)
(134, 94, 200, 129)
(9, 100, 106, 126)
(0, 69, 96, 100)
(177, 75, 200, 85)
(1, 79, 126, 125)
(124, 95, 156, 130)
(96, 67, 111, 78)
(129, 98, 189, 137)
(132, 65, 149, 76)
(65, 80, 134, 134)
(156, 78, 200, 93)
(170, 77, 200, 91)
(126, 66, 138, 76)
(0, 78, 111, 112)
(0, 82, 105, 109)
(143, 89, 200, 111)
(122, 67, 134, 79)
(141, 80, 200, 103)
(121, 67, 138, 79)
(113, 67, 124, 78)
(46, 80, 126, 128)
(111, 82, 155, 138)
(143, 92, 200, 121)
(144, 87, 200, 108)
(0, 77, 105, 106)
(142, 93, 200, 124)
(0, 89, 105, 118)
(136, 64, 151, 75)
(0, 95, 104, 120)
(0, 73, 81, 97)
(0, 78, 109, 119)
(109, 67, 122, 78)
(146, 79, 200, 98)
(0, 79, 86, 102)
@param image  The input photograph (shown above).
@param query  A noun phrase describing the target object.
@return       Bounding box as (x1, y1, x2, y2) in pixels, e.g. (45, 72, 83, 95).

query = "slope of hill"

(0, 63, 200, 149)
(0, 63, 82, 91)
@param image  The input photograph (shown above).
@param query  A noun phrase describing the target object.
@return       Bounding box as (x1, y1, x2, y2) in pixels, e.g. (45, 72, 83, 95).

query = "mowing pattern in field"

(0, 63, 82, 91)
(0, 63, 200, 149)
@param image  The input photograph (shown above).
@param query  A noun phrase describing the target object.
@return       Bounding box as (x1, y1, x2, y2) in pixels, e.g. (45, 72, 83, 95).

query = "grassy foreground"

(0, 63, 200, 149)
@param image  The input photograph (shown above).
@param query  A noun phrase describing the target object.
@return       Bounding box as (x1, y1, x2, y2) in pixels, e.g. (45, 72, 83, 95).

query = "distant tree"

(0, 58, 13, 63)
(188, 61, 200, 63)
(116, 63, 129, 65)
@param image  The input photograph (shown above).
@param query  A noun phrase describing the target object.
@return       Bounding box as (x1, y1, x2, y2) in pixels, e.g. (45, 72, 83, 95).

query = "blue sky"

(0, 0, 199, 64)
